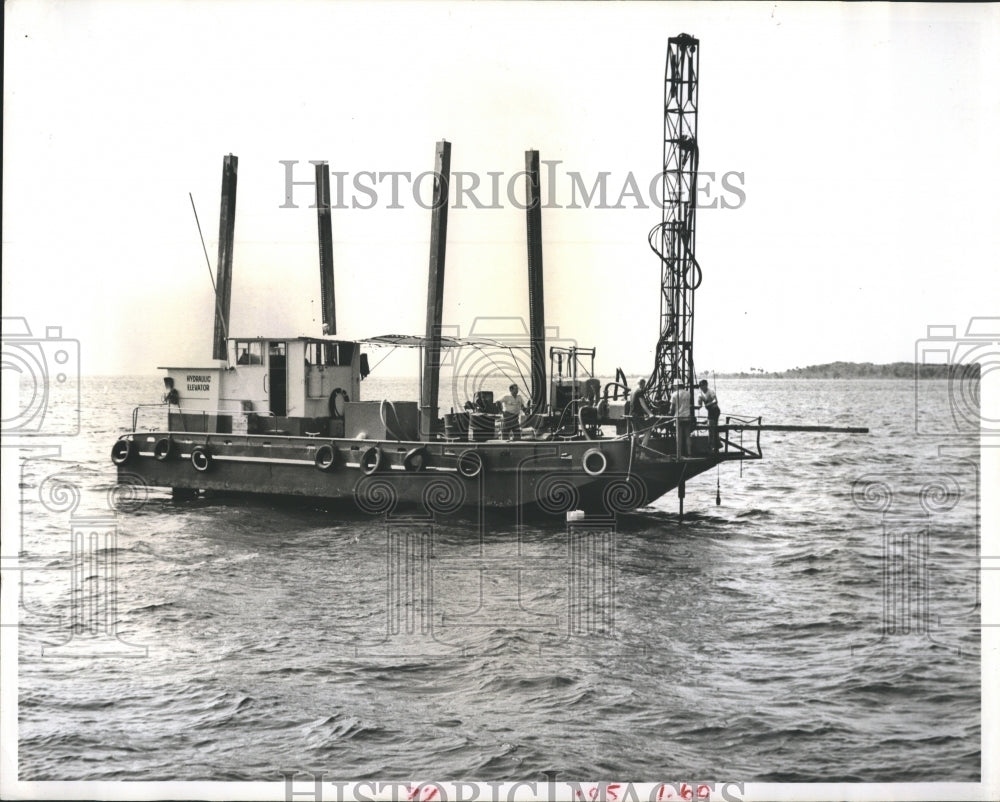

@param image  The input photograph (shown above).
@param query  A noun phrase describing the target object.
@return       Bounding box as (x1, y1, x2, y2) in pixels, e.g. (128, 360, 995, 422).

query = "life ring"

(582, 448, 607, 476)
(328, 388, 350, 419)
(457, 449, 483, 479)
(314, 444, 337, 471)
(111, 439, 132, 465)
(154, 437, 174, 461)
(360, 446, 382, 475)
(403, 446, 427, 472)
(191, 446, 213, 472)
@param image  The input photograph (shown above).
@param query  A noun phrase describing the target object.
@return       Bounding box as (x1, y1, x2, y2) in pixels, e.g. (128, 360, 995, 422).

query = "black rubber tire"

(583, 448, 608, 476)
(315, 444, 337, 471)
(403, 446, 427, 472)
(457, 450, 483, 479)
(191, 446, 212, 472)
(111, 440, 132, 465)
(360, 446, 382, 475)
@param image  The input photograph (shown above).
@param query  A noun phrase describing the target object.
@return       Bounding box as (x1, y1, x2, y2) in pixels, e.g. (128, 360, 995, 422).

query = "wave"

(734, 508, 774, 519)
(304, 713, 395, 751)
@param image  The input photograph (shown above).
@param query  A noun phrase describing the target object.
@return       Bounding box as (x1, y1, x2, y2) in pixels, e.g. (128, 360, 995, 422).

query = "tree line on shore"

(711, 361, 981, 379)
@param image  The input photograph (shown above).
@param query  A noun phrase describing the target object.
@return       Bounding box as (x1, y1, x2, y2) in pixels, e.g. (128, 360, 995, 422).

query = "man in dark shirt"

(630, 378, 653, 446)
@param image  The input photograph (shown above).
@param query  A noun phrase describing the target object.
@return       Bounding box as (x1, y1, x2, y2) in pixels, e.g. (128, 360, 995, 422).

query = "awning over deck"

(360, 334, 531, 349)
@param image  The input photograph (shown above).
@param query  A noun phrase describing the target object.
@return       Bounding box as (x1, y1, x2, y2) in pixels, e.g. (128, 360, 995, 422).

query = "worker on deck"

(499, 384, 529, 440)
(697, 379, 721, 450)
(162, 377, 180, 406)
(670, 383, 695, 455)
(630, 378, 654, 447)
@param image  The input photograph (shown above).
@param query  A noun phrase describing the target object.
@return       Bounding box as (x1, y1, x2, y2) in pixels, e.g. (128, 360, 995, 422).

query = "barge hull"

(114, 432, 743, 516)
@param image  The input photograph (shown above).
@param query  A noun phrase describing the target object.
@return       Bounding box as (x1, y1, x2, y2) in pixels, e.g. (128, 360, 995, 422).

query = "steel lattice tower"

(647, 34, 700, 406)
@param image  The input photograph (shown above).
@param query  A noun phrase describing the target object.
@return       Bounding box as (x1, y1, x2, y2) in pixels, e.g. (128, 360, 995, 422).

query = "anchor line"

(465, 343, 531, 399)
(189, 192, 230, 366)
(366, 345, 401, 374)
(492, 344, 527, 388)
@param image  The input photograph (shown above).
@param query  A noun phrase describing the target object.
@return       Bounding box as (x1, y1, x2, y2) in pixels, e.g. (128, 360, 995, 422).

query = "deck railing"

(130, 404, 263, 434)
(720, 415, 764, 458)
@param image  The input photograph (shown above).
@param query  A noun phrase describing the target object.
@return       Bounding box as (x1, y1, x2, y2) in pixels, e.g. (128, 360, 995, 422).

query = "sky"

(3, 1, 999, 377)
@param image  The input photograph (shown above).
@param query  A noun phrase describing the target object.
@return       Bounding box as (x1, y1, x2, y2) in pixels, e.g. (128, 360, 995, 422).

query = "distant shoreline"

(707, 362, 979, 380)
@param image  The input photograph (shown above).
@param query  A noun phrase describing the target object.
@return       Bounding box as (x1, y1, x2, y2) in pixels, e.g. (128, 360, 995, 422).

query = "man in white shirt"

(499, 384, 529, 440)
(670, 384, 695, 455)
(697, 379, 721, 449)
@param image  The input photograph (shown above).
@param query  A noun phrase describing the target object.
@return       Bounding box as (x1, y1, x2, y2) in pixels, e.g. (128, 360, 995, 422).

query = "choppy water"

(13, 377, 982, 782)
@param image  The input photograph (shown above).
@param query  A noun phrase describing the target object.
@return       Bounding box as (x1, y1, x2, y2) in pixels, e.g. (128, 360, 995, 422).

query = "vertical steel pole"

(212, 154, 238, 361)
(315, 162, 336, 335)
(420, 141, 451, 440)
(525, 150, 547, 417)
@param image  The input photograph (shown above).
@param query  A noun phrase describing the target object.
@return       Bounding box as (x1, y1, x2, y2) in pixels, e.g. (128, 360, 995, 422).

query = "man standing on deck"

(630, 378, 654, 448)
(697, 379, 721, 450)
(670, 383, 695, 455)
(499, 384, 529, 440)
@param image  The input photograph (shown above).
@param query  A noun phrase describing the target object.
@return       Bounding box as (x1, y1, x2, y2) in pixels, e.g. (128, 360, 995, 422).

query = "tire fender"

(111, 439, 132, 465)
(457, 449, 483, 479)
(403, 446, 427, 472)
(191, 446, 213, 472)
(582, 448, 607, 476)
(154, 437, 174, 461)
(315, 444, 337, 471)
(360, 446, 382, 475)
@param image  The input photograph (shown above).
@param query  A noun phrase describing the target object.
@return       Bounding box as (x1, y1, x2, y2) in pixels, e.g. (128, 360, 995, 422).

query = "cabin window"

(304, 341, 355, 367)
(234, 341, 264, 365)
(305, 342, 325, 366)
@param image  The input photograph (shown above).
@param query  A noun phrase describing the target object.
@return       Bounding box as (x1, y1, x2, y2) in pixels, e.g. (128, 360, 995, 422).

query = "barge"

(112, 35, 859, 519)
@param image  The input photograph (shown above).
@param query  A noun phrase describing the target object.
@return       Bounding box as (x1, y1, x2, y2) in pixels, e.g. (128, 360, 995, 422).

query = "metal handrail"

(130, 403, 266, 433)
(131, 403, 169, 431)
(721, 415, 763, 457)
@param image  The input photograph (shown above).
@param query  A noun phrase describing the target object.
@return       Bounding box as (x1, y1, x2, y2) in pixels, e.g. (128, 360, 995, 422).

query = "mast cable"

(189, 193, 230, 359)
